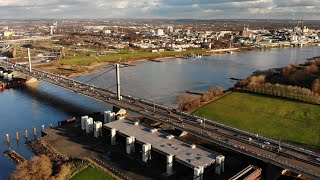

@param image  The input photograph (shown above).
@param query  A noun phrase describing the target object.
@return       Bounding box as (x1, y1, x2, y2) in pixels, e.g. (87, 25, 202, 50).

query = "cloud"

(0, 0, 318, 19)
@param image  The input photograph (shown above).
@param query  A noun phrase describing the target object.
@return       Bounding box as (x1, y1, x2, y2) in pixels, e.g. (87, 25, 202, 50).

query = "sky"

(0, 0, 319, 20)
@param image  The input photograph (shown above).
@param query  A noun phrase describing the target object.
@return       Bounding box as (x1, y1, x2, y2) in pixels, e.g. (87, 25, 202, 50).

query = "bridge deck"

(104, 119, 217, 169)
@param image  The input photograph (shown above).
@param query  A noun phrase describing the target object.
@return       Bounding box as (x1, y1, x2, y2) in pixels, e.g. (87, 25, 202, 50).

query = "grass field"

(193, 92, 320, 150)
(70, 167, 114, 180)
(58, 49, 206, 65)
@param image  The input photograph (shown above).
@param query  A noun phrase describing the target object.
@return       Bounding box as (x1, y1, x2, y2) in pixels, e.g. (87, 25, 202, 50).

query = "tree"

(10, 162, 30, 180)
(51, 164, 72, 180)
(304, 64, 318, 74)
(11, 155, 52, 180)
(289, 70, 305, 83)
(282, 64, 296, 77)
(249, 75, 265, 84)
(312, 79, 320, 94)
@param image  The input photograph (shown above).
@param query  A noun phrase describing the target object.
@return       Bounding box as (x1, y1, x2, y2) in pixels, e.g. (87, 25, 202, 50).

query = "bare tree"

(312, 79, 320, 94)
(282, 64, 296, 77)
(11, 155, 53, 180)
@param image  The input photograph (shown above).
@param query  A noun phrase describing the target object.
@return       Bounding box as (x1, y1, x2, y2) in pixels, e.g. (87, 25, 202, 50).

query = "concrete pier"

(15, 132, 19, 141)
(126, 136, 135, 154)
(215, 155, 225, 175)
(142, 143, 152, 162)
(110, 128, 116, 145)
(166, 154, 174, 175)
(6, 134, 10, 143)
(194, 166, 204, 180)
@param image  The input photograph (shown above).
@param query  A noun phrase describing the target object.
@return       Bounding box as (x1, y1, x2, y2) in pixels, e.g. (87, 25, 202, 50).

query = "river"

(0, 46, 319, 179)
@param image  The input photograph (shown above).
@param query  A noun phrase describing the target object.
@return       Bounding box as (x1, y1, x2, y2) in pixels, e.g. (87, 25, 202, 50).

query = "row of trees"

(177, 86, 224, 111)
(11, 155, 71, 180)
(237, 58, 320, 104)
(245, 83, 320, 104)
(281, 61, 319, 84)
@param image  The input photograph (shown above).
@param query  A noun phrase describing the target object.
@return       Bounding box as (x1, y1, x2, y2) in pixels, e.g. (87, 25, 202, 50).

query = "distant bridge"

(0, 59, 319, 179)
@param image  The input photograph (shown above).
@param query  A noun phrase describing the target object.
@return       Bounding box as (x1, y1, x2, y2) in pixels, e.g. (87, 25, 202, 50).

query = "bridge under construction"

(0, 59, 319, 179)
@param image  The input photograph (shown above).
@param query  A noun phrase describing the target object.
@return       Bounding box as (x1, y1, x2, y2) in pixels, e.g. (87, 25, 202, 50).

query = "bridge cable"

(104, 84, 117, 90)
(84, 67, 115, 84)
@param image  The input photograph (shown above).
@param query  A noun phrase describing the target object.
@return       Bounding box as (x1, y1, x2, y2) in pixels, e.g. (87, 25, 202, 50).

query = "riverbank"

(33, 47, 255, 78)
(35, 49, 207, 77)
(34, 44, 319, 78)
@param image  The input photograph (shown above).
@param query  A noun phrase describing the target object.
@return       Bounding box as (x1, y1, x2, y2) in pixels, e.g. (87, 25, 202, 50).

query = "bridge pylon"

(27, 48, 32, 73)
(116, 63, 121, 100)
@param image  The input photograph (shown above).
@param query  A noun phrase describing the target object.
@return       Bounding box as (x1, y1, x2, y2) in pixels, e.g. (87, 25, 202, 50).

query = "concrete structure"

(81, 116, 88, 130)
(85, 117, 93, 133)
(142, 143, 152, 162)
(167, 154, 174, 175)
(126, 136, 135, 154)
(104, 111, 116, 123)
(93, 121, 102, 138)
(104, 119, 222, 177)
(3, 72, 8, 80)
(28, 48, 32, 73)
(7, 74, 13, 81)
(215, 155, 225, 175)
(110, 128, 116, 145)
(116, 64, 121, 100)
(194, 166, 204, 180)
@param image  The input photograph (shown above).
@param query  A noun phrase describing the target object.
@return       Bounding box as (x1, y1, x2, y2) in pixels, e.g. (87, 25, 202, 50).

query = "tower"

(49, 26, 54, 36)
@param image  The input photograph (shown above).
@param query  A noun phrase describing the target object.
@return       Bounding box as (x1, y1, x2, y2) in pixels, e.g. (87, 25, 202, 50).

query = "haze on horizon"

(0, 0, 319, 20)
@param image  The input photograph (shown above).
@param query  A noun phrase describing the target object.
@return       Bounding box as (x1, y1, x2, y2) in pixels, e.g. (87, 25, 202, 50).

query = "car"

(264, 141, 270, 145)
(316, 158, 320, 162)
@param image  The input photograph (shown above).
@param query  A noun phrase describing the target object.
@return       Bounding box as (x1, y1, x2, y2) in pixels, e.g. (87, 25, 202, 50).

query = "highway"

(0, 59, 319, 179)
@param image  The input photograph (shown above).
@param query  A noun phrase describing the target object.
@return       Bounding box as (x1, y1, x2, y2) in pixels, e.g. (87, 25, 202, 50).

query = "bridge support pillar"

(126, 136, 135, 154)
(166, 154, 174, 176)
(215, 155, 225, 175)
(142, 143, 152, 162)
(194, 166, 204, 180)
(110, 128, 116, 145)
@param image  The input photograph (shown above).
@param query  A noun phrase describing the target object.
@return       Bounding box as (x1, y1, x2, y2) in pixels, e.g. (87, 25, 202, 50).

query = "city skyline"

(0, 0, 319, 20)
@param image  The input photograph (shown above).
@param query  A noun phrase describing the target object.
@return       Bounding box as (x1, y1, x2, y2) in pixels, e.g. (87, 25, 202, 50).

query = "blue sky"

(0, 0, 319, 19)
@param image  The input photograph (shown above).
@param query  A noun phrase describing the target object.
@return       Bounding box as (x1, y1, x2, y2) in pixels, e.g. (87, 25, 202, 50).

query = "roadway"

(0, 60, 319, 179)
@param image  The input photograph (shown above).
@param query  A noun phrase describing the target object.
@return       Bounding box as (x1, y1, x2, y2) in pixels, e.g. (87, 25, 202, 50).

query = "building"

(156, 29, 164, 36)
